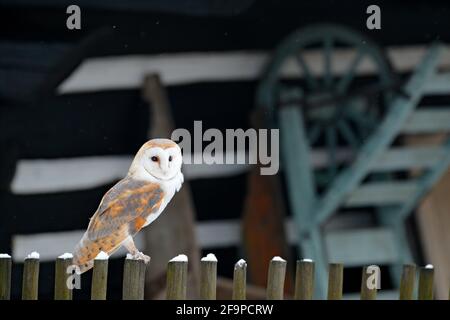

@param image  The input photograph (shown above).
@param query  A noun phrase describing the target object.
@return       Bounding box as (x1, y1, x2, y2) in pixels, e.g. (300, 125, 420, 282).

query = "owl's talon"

(134, 251, 150, 264)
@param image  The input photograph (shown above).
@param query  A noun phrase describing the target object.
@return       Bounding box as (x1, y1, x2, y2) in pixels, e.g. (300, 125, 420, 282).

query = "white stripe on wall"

(58, 45, 450, 94)
(12, 230, 144, 262)
(11, 149, 352, 194)
(11, 220, 239, 262)
(11, 213, 372, 262)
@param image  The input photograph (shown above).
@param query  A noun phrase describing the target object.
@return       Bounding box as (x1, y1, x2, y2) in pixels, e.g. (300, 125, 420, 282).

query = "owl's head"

(130, 138, 183, 181)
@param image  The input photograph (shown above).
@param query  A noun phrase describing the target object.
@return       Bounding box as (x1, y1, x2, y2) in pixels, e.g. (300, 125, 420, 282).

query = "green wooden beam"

(344, 181, 419, 207)
(325, 228, 398, 267)
(402, 108, 450, 134)
(313, 43, 443, 225)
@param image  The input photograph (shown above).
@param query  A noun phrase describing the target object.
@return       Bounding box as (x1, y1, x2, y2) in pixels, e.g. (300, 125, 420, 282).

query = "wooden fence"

(0, 253, 444, 300)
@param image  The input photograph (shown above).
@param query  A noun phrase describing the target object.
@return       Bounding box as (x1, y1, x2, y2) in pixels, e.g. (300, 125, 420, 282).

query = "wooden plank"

(22, 256, 40, 300)
(142, 74, 201, 299)
(232, 260, 247, 300)
(360, 266, 377, 300)
(166, 256, 188, 300)
(200, 254, 217, 300)
(242, 109, 294, 294)
(54, 255, 73, 300)
(423, 73, 450, 95)
(405, 134, 450, 300)
(372, 146, 445, 171)
(418, 266, 434, 300)
(399, 264, 416, 300)
(344, 181, 418, 207)
(313, 44, 443, 225)
(402, 108, 450, 134)
(327, 263, 343, 300)
(325, 228, 397, 266)
(122, 257, 147, 300)
(294, 259, 315, 300)
(266, 257, 287, 300)
(278, 106, 326, 296)
(91, 257, 108, 300)
(0, 255, 11, 300)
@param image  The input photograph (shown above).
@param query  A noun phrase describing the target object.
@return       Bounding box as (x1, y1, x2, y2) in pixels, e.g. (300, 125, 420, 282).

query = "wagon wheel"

(257, 24, 396, 188)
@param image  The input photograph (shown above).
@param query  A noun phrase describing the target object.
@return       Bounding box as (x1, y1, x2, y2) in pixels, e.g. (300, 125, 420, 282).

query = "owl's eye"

(169, 156, 173, 162)
(151, 156, 159, 162)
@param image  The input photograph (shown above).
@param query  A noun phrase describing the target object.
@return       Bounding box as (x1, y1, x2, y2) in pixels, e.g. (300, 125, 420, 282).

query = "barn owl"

(73, 138, 184, 273)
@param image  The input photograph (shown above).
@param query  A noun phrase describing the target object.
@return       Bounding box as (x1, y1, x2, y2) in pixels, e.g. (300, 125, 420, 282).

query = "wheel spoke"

(296, 52, 318, 90)
(307, 123, 322, 145)
(336, 48, 365, 94)
(346, 110, 376, 138)
(347, 109, 376, 129)
(326, 126, 337, 180)
(323, 36, 333, 88)
(337, 119, 359, 149)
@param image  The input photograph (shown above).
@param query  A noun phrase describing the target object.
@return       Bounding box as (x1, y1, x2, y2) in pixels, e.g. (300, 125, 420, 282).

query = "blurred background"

(0, 0, 449, 299)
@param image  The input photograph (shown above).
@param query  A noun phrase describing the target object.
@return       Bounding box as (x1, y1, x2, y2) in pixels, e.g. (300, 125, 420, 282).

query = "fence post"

(232, 259, 247, 300)
(266, 256, 287, 300)
(399, 264, 416, 300)
(294, 259, 315, 300)
(91, 251, 109, 300)
(200, 253, 217, 300)
(0, 254, 12, 300)
(418, 265, 434, 300)
(122, 254, 148, 300)
(22, 252, 40, 300)
(360, 266, 377, 300)
(54, 253, 74, 300)
(327, 263, 343, 300)
(166, 254, 188, 300)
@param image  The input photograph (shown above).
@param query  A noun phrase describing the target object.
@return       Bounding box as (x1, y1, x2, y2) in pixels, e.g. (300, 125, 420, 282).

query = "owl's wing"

(87, 177, 164, 241)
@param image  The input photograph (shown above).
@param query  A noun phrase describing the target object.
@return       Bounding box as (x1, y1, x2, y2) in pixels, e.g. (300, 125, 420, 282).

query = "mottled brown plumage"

(72, 138, 184, 273)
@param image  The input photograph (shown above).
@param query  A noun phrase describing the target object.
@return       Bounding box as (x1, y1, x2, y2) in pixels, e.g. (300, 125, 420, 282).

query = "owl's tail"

(72, 233, 96, 274)
(73, 233, 124, 274)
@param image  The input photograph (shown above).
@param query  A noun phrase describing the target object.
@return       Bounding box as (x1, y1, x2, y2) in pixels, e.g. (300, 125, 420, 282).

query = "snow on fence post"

(232, 259, 247, 300)
(54, 253, 73, 300)
(294, 259, 315, 300)
(200, 253, 217, 300)
(360, 266, 377, 300)
(418, 265, 434, 300)
(399, 264, 416, 300)
(166, 255, 188, 300)
(0, 254, 12, 300)
(22, 252, 40, 300)
(91, 251, 109, 300)
(122, 254, 147, 300)
(266, 256, 287, 300)
(327, 263, 343, 300)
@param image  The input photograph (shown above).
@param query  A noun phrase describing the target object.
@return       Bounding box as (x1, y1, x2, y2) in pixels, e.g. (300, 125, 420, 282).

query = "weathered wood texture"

(406, 133, 450, 300)
(0, 256, 11, 300)
(54, 257, 73, 300)
(266, 258, 287, 300)
(294, 260, 315, 300)
(166, 260, 188, 300)
(22, 257, 39, 300)
(242, 109, 294, 294)
(91, 259, 108, 300)
(200, 259, 217, 300)
(327, 263, 343, 300)
(122, 258, 147, 300)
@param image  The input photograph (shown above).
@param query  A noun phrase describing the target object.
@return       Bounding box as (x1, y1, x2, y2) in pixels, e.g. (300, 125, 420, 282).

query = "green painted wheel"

(257, 24, 395, 186)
